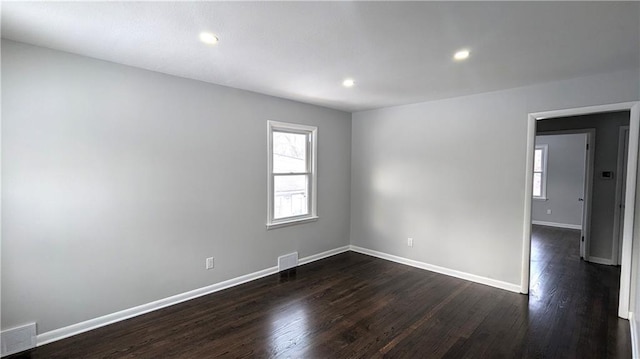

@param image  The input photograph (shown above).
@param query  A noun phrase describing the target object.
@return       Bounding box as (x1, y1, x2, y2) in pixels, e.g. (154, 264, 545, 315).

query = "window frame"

(267, 120, 318, 229)
(533, 144, 549, 200)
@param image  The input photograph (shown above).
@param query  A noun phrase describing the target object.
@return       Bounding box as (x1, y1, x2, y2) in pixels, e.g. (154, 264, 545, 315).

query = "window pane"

(274, 175, 309, 219)
(533, 173, 542, 197)
(273, 131, 307, 173)
(534, 149, 542, 172)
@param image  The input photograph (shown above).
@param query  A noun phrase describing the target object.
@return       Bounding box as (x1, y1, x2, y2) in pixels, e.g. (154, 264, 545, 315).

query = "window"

(533, 144, 548, 199)
(267, 121, 317, 228)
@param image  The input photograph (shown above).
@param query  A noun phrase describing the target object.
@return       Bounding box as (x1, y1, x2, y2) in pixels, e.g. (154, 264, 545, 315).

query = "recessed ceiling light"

(199, 32, 219, 45)
(342, 78, 355, 88)
(453, 49, 470, 61)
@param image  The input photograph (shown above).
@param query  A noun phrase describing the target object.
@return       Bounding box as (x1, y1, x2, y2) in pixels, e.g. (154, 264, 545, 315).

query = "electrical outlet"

(206, 257, 214, 270)
(546, 209, 552, 214)
(408, 238, 414, 247)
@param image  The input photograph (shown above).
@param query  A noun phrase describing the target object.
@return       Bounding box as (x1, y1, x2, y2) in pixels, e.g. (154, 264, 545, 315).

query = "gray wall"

(1, 40, 352, 334)
(537, 112, 629, 261)
(3, 38, 640, 343)
(351, 69, 639, 286)
(532, 134, 586, 227)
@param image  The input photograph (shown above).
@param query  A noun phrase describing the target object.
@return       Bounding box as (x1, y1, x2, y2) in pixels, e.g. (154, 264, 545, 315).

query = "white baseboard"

(34, 243, 521, 348)
(299, 245, 350, 266)
(348, 245, 521, 293)
(587, 256, 616, 266)
(630, 312, 638, 359)
(531, 222, 616, 266)
(37, 266, 279, 346)
(36, 245, 350, 347)
(532, 220, 582, 230)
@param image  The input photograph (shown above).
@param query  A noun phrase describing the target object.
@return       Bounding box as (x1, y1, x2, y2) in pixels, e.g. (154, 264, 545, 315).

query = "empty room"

(1, 2, 639, 358)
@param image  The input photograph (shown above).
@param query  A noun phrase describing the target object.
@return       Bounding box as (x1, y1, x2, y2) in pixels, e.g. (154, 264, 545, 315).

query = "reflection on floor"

(528, 224, 629, 358)
(8, 226, 631, 358)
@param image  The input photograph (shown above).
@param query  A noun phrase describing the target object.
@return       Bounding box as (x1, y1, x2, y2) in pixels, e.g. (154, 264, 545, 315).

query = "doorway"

(532, 131, 592, 260)
(521, 102, 640, 319)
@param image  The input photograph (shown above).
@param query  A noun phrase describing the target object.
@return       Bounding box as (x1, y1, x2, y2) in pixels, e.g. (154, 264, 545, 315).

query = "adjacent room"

(527, 111, 633, 358)
(2, 2, 639, 358)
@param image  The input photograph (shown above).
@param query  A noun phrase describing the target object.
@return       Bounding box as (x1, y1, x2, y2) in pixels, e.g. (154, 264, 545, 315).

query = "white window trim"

(267, 120, 318, 229)
(533, 144, 549, 200)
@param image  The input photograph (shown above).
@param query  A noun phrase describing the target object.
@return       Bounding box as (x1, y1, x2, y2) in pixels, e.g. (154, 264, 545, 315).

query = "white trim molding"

(532, 221, 582, 230)
(586, 256, 615, 266)
(266, 120, 318, 229)
(522, 101, 640, 319)
(349, 245, 521, 293)
(298, 246, 350, 266)
(630, 312, 638, 359)
(36, 245, 350, 347)
(37, 266, 280, 346)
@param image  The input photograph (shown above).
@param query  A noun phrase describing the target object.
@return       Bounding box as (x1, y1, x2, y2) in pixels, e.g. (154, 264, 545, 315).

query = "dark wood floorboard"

(9, 225, 630, 358)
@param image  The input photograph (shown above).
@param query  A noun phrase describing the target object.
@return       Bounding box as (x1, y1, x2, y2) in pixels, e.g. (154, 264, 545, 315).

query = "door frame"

(535, 130, 594, 260)
(613, 126, 630, 265)
(520, 101, 640, 319)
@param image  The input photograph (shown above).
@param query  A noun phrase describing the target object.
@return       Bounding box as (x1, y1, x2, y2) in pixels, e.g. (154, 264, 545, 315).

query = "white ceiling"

(2, 2, 639, 112)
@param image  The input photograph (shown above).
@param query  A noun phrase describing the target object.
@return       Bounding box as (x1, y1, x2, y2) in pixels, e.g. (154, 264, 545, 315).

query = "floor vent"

(1, 323, 36, 357)
(278, 252, 298, 272)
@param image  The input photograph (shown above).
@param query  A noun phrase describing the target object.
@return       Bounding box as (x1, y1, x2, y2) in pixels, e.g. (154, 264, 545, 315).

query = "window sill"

(266, 216, 319, 230)
(533, 197, 548, 201)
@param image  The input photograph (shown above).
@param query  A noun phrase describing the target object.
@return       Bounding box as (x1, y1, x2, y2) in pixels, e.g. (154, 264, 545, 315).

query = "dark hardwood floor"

(10, 225, 630, 358)
(527, 225, 629, 358)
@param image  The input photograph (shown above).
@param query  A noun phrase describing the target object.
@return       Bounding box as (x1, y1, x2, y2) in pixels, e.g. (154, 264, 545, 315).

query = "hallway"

(528, 225, 630, 357)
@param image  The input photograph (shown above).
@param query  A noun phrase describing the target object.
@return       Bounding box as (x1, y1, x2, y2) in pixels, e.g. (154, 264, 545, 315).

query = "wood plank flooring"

(9, 225, 630, 358)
